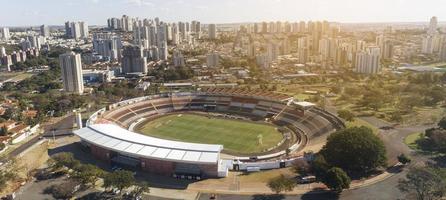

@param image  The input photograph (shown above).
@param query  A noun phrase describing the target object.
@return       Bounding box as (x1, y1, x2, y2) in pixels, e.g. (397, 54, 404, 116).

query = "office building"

(59, 52, 84, 94)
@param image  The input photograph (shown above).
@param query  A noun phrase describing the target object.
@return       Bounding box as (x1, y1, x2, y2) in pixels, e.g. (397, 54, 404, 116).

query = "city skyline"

(2, 0, 446, 26)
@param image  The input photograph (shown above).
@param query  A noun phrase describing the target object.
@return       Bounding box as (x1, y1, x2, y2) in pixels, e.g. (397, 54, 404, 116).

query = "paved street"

(198, 117, 432, 200)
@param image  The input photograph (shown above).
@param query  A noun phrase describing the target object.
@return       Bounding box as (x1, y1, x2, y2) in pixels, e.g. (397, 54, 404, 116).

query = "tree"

(321, 167, 351, 193)
(103, 170, 135, 193)
(398, 167, 446, 200)
(0, 126, 8, 136)
(311, 154, 330, 179)
(397, 154, 411, 165)
(424, 128, 446, 152)
(267, 175, 296, 194)
(46, 180, 80, 199)
(131, 181, 150, 198)
(72, 164, 104, 187)
(320, 126, 387, 176)
(293, 159, 311, 176)
(49, 152, 80, 171)
(337, 110, 355, 122)
(438, 117, 446, 130)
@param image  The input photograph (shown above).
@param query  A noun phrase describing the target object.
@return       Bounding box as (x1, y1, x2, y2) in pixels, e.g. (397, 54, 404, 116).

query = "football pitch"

(136, 114, 283, 154)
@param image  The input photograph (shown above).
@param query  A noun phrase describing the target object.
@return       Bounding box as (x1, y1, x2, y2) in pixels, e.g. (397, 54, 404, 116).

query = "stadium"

(74, 88, 345, 179)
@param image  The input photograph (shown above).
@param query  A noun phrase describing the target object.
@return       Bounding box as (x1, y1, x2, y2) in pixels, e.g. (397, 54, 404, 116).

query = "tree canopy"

(267, 175, 296, 194)
(438, 117, 446, 130)
(337, 110, 355, 122)
(398, 167, 446, 200)
(320, 126, 387, 175)
(103, 170, 135, 193)
(321, 167, 351, 193)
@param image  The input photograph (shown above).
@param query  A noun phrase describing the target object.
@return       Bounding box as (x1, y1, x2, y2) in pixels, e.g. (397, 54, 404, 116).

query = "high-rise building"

(40, 25, 50, 37)
(298, 48, 309, 64)
(65, 21, 88, 39)
(299, 21, 306, 33)
(107, 18, 121, 30)
(59, 52, 84, 94)
(428, 16, 438, 35)
(65, 22, 72, 38)
(355, 47, 381, 74)
(173, 50, 185, 67)
(93, 33, 122, 61)
(206, 52, 220, 67)
(121, 15, 134, 32)
(0, 46, 6, 57)
(208, 24, 217, 39)
(261, 22, 268, 33)
(158, 40, 168, 61)
(422, 35, 434, 54)
(121, 45, 147, 74)
(1, 28, 10, 40)
(440, 42, 446, 62)
(79, 22, 89, 38)
(157, 23, 168, 48)
(21, 35, 44, 50)
(1, 55, 12, 71)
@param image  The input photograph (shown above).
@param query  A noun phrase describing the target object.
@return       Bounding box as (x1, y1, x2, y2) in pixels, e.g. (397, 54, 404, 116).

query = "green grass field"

(346, 118, 379, 134)
(404, 132, 423, 150)
(136, 114, 283, 154)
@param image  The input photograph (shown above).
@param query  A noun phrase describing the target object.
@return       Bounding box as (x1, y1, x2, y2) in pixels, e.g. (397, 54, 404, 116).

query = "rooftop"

(74, 124, 223, 164)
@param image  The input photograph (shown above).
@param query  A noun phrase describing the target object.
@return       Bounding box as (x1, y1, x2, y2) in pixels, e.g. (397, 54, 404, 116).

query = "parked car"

(296, 175, 316, 184)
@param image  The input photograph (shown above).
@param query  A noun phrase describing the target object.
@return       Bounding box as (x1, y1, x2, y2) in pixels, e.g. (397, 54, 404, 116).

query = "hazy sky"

(0, 0, 445, 26)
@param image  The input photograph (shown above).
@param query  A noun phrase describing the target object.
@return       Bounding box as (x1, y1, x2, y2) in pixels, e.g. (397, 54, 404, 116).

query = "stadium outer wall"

(78, 92, 345, 178)
(87, 143, 219, 178)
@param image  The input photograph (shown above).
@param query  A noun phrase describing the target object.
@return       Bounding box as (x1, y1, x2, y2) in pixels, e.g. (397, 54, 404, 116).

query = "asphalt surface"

(199, 117, 432, 200)
(0, 114, 75, 163)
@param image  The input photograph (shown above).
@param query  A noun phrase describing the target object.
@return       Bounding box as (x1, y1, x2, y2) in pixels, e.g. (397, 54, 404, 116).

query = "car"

(296, 175, 317, 184)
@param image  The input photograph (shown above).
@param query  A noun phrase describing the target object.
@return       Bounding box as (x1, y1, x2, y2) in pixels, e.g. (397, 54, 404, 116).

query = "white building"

(355, 47, 381, 74)
(208, 24, 217, 39)
(59, 52, 84, 94)
(422, 35, 434, 54)
(93, 33, 122, 61)
(65, 21, 89, 39)
(1, 28, 10, 41)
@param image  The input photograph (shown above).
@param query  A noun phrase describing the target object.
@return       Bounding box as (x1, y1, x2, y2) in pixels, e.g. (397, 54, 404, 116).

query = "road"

(0, 114, 75, 163)
(199, 117, 431, 200)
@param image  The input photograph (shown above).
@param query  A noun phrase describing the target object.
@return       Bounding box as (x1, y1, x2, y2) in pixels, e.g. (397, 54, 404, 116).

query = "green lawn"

(136, 114, 283, 154)
(346, 118, 379, 134)
(404, 132, 423, 150)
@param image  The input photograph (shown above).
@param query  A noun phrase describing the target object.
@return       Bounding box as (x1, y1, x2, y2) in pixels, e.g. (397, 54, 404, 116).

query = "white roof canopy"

(74, 124, 222, 164)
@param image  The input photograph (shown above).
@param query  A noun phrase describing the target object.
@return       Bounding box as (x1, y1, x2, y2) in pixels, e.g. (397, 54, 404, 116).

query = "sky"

(0, 0, 445, 26)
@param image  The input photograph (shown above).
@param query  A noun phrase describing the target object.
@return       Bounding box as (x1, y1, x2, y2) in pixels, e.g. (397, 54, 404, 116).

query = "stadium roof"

(74, 124, 223, 164)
